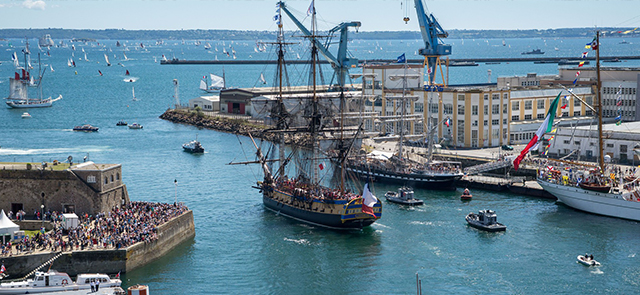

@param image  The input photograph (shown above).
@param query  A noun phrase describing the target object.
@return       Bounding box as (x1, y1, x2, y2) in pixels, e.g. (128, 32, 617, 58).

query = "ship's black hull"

(262, 189, 379, 230)
(346, 164, 461, 191)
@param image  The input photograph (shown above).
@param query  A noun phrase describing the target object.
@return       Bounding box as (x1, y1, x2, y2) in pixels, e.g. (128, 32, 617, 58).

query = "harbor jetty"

(0, 162, 195, 277)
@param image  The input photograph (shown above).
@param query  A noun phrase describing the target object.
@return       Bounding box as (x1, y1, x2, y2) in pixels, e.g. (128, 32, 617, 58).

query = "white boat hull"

(538, 180, 640, 221)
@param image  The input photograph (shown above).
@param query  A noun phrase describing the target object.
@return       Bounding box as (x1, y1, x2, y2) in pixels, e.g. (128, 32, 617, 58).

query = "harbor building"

(361, 64, 594, 148)
(557, 67, 639, 121)
(544, 121, 640, 164)
(188, 95, 219, 112)
(0, 161, 129, 217)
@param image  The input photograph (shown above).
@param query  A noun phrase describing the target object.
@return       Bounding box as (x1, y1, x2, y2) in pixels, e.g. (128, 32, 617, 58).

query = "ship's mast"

(276, 4, 287, 177)
(310, 1, 319, 185)
(596, 31, 604, 172)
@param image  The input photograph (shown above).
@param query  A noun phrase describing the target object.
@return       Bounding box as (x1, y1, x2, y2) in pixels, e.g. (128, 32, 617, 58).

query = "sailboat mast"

(596, 31, 604, 172)
(311, 2, 319, 185)
(398, 60, 408, 159)
(277, 5, 286, 177)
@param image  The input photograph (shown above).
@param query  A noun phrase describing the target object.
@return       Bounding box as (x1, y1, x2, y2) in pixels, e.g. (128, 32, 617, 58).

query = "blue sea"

(1, 36, 640, 294)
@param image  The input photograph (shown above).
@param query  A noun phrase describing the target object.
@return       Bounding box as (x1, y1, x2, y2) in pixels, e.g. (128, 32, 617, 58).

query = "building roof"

(190, 95, 219, 102)
(70, 161, 120, 171)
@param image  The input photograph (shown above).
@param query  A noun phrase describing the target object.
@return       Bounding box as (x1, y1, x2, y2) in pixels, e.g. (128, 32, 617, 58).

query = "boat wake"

(0, 146, 112, 156)
(283, 238, 311, 246)
(590, 268, 604, 275)
(123, 77, 139, 83)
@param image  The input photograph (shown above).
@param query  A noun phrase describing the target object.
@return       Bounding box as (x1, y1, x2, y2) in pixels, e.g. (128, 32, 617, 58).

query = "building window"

(105, 177, 108, 185)
(458, 106, 464, 115)
(574, 98, 581, 107)
(574, 141, 581, 145)
(586, 96, 593, 106)
(492, 104, 499, 114)
(472, 120, 478, 126)
(525, 100, 532, 110)
(537, 99, 545, 109)
(564, 140, 570, 144)
(457, 120, 465, 144)
(563, 112, 569, 117)
(537, 113, 545, 119)
(621, 145, 628, 153)
(458, 94, 465, 101)
(472, 105, 478, 115)
(525, 114, 532, 120)
(607, 143, 614, 148)
(484, 105, 488, 115)
(503, 103, 508, 114)
(512, 115, 520, 121)
(415, 121, 423, 135)
(111, 175, 114, 182)
(484, 94, 489, 100)
(429, 103, 439, 114)
(492, 94, 499, 100)
(585, 110, 592, 116)
(415, 102, 424, 112)
(574, 111, 581, 116)
(503, 93, 508, 100)
(492, 119, 499, 125)
(483, 120, 488, 126)
(116, 173, 120, 180)
(503, 119, 507, 125)
(444, 104, 453, 114)
(386, 100, 393, 108)
(87, 175, 96, 183)
(512, 101, 519, 111)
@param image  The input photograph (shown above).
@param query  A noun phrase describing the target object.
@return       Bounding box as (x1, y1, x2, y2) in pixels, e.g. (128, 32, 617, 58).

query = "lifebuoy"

(61, 279, 68, 285)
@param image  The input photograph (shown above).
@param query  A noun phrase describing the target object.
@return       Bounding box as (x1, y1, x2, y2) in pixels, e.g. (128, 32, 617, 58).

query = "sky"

(0, 0, 639, 32)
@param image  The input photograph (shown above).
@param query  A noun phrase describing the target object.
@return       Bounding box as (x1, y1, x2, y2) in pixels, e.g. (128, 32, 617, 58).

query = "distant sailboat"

(132, 86, 137, 101)
(84, 52, 89, 61)
(161, 54, 168, 62)
(67, 57, 76, 67)
(104, 53, 111, 66)
(204, 43, 211, 50)
(123, 52, 128, 61)
(98, 70, 103, 76)
(259, 73, 266, 84)
(125, 70, 130, 76)
(49, 64, 54, 72)
(12, 52, 19, 68)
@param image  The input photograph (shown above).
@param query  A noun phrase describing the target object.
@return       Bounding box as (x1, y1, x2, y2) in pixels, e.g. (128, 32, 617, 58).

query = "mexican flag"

(513, 92, 562, 170)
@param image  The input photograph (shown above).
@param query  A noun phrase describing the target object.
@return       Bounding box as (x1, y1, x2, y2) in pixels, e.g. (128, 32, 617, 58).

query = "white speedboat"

(0, 270, 121, 294)
(21, 112, 31, 118)
(577, 255, 600, 267)
(384, 187, 423, 206)
(128, 123, 143, 129)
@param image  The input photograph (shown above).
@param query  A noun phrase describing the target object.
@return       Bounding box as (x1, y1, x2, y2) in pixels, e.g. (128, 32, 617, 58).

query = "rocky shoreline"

(159, 109, 311, 145)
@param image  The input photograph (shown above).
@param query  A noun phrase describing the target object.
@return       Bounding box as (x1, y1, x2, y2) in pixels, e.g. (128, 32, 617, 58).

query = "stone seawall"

(3, 210, 195, 277)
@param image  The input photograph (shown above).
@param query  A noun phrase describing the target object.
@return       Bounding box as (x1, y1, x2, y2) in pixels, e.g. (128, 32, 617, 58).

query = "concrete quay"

(2, 210, 195, 278)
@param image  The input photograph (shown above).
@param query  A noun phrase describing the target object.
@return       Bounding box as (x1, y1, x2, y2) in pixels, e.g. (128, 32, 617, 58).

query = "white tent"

(0, 210, 19, 236)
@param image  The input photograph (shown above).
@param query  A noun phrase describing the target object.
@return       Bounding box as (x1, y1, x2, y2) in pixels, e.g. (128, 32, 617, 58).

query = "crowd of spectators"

(1, 202, 188, 257)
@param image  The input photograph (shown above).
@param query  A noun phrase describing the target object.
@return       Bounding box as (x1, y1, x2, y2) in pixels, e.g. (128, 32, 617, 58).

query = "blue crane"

(277, 1, 360, 89)
(412, 0, 451, 86)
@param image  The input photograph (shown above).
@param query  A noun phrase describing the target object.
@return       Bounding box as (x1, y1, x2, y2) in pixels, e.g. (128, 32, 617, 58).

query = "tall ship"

(345, 62, 463, 190)
(536, 32, 640, 221)
(6, 42, 61, 108)
(232, 2, 381, 230)
(38, 34, 54, 48)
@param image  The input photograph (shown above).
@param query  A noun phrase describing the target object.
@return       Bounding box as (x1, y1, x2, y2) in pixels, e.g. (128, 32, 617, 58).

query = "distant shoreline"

(0, 27, 636, 41)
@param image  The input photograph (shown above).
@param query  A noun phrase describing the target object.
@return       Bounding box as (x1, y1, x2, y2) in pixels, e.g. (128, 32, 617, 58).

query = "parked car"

(501, 145, 514, 151)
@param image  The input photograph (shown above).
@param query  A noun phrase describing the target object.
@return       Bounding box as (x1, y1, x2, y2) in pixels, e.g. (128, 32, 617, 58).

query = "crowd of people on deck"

(351, 157, 461, 175)
(535, 158, 639, 190)
(1, 202, 188, 257)
(274, 177, 359, 202)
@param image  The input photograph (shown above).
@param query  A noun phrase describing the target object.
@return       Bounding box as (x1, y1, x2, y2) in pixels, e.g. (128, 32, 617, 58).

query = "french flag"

(361, 183, 378, 218)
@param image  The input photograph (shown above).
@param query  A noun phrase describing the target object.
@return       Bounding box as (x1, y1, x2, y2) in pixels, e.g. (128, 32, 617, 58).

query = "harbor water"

(1, 37, 640, 294)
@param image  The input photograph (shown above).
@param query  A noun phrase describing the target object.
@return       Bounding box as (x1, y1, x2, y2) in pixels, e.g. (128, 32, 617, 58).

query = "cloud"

(22, 0, 46, 10)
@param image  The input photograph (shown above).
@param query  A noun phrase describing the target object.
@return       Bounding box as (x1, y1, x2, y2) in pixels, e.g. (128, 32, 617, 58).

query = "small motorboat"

(466, 210, 506, 232)
(0, 270, 121, 293)
(73, 124, 99, 132)
(21, 112, 31, 118)
(182, 139, 204, 153)
(461, 188, 472, 200)
(116, 120, 128, 126)
(385, 187, 423, 206)
(577, 254, 600, 266)
(128, 123, 143, 129)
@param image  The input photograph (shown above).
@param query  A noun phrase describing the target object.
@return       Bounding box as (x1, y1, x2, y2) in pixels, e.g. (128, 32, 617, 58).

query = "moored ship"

(535, 32, 640, 221)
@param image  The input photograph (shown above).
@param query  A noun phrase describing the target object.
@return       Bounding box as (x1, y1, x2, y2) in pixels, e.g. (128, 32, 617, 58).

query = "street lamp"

(40, 204, 44, 229)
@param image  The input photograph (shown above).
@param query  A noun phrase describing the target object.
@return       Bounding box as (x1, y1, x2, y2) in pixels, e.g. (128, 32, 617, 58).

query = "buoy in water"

(127, 284, 149, 295)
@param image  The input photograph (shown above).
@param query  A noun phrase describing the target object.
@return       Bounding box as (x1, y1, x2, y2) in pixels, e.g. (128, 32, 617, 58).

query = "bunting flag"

(396, 53, 406, 63)
(578, 61, 585, 67)
(318, 162, 325, 170)
(561, 96, 568, 109)
(513, 92, 562, 170)
(581, 52, 588, 58)
(444, 117, 451, 127)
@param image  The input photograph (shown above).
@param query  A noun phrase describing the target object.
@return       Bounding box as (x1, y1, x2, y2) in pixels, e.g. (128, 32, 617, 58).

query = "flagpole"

(174, 179, 178, 204)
